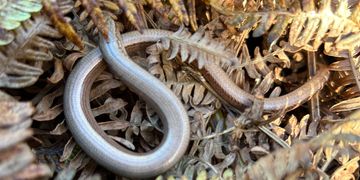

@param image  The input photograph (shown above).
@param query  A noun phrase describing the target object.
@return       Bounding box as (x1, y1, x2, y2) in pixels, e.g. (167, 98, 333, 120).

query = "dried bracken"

(220, 0, 360, 52)
(0, 0, 359, 179)
(0, 91, 51, 179)
(159, 26, 238, 68)
(0, 0, 43, 45)
(0, 15, 61, 88)
(42, 0, 84, 49)
(80, 0, 109, 40)
(118, 0, 146, 32)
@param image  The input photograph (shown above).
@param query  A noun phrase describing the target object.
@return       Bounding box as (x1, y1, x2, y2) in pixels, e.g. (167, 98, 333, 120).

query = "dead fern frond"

(241, 111, 360, 180)
(0, 0, 43, 45)
(0, 91, 51, 179)
(168, 0, 189, 25)
(80, 0, 108, 40)
(160, 26, 238, 68)
(309, 112, 360, 148)
(222, 0, 360, 52)
(118, 0, 145, 32)
(145, 46, 219, 107)
(330, 96, 360, 112)
(42, 0, 84, 49)
(145, 0, 167, 19)
(328, 55, 360, 106)
(0, 15, 62, 88)
(74, 0, 120, 38)
(145, 0, 189, 26)
(0, 28, 14, 46)
(328, 67, 360, 100)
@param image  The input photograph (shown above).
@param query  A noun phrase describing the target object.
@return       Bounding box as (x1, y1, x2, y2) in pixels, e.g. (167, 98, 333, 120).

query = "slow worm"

(200, 63, 330, 112)
(101, 18, 330, 112)
(64, 35, 190, 178)
(64, 18, 330, 178)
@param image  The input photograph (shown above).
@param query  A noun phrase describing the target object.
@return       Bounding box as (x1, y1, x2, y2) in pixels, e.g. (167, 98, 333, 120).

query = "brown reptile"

(64, 18, 330, 178)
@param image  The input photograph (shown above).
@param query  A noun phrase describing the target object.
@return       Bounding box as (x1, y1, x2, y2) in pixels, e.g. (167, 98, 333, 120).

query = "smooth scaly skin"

(64, 35, 190, 178)
(201, 63, 330, 112)
(101, 18, 330, 113)
(64, 19, 330, 178)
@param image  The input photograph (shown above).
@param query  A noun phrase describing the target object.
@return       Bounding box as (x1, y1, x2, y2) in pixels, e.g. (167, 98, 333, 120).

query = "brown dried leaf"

(90, 79, 123, 100)
(60, 138, 76, 162)
(108, 135, 135, 150)
(47, 58, 64, 84)
(92, 98, 127, 117)
(50, 120, 68, 135)
(98, 120, 130, 131)
(63, 52, 85, 71)
(78, 161, 98, 180)
(69, 152, 91, 170)
(33, 104, 63, 121)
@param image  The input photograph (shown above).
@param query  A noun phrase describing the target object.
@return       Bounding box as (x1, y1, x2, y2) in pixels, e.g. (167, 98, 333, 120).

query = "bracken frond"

(80, 0, 108, 40)
(0, 0, 43, 45)
(220, 0, 360, 53)
(160, 26, 238, 69)
(241, 111, 360, 180)
(42, 0, 84, 49)
(118, 0, 145, 32)
(74, 0, 121, 38)
(0, 15, 61, 88)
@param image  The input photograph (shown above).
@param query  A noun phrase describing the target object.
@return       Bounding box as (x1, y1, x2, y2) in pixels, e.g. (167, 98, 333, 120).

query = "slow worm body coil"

(64, 33, 190, 178)
(64, 18, 330, 178)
